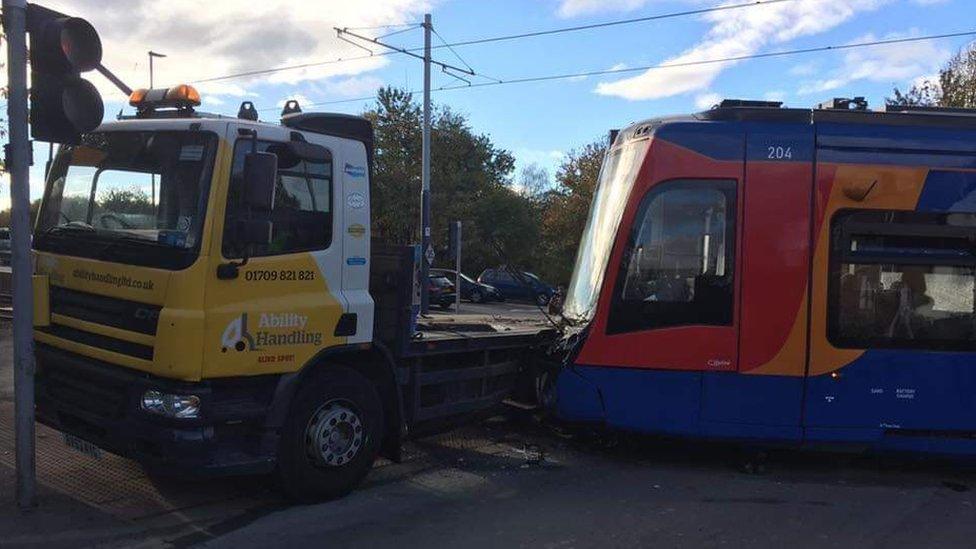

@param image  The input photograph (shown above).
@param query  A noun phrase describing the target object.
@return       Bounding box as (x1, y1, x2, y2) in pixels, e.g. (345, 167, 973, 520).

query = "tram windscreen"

(562, 139, 650, 324)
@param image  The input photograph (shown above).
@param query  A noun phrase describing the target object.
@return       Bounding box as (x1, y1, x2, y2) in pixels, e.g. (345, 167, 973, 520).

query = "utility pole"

(3, 0, 37, 509)
(335, 16, 474, 316)
(420, 13, 432, 315)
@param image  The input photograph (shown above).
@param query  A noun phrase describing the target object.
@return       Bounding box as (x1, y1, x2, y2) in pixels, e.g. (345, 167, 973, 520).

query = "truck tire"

(277, 366, 384, 501)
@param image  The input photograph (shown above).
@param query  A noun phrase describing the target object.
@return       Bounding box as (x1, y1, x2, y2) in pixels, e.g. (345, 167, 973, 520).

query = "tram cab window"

(830, 209, 976, 351)
(608, 179, 736, 334)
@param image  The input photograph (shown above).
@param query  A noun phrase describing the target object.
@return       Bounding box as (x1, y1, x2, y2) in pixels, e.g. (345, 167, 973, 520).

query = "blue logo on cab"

(344, 163, 366, 178)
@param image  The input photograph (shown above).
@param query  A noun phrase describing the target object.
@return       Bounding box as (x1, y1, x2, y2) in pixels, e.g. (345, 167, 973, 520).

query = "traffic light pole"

(3, 0, 38, 509)
(420, 13, 432, 315)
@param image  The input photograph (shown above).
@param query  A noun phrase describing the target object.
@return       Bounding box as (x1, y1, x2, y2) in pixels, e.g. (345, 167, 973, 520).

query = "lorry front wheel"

(277, 366, 384, 501)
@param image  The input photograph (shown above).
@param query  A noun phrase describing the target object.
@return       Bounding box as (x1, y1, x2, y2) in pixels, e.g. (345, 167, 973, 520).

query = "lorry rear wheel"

(277, 366, 384, 501)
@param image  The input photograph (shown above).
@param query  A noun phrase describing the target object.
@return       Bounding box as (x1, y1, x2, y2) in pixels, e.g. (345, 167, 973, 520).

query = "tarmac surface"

(3, 321, 976, 547)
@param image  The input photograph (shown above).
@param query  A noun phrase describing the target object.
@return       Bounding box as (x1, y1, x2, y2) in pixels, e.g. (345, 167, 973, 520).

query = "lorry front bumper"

(34, 343, 282, 477)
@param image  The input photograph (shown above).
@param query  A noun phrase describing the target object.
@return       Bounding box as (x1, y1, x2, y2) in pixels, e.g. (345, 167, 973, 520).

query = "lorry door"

(805, 122, 976, 437)
(202, 124, 349, 378)
(699, 124, 813, 439)
(335, 137, 372, 344)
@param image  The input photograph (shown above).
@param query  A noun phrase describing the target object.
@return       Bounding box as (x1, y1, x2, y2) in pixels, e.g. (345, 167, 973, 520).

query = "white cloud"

(764, 90, 787, 102)
(694, 92, 722, 109)
(796, 30, 950, 95)
(320, 75, 385, 98)
(277, 94, 313, 109)
(515, 147, 565, 178)
(516, 148, 565, 165)
(789, 62, 819, 76)
(13, 0, 433, 101)
(595, 0, 888, 101)
(556, 0, 662, 18)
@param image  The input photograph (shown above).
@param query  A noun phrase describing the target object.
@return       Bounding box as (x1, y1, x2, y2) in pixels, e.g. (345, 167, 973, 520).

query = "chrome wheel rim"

(305, 399, 365, 467)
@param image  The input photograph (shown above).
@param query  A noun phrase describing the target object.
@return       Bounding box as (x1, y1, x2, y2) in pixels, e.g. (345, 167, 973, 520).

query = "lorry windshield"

(562, 139, 650, 324)
(35, 131, 217, 269)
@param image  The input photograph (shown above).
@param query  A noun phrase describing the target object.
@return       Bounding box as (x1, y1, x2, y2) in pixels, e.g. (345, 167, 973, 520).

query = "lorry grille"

(43, 286, 159, 361)
(50, 286, 161, 335)
(36, 344, 130, 420)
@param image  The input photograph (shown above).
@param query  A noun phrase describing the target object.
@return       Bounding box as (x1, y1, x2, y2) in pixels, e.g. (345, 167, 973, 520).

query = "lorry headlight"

(141, 390, 201, 419)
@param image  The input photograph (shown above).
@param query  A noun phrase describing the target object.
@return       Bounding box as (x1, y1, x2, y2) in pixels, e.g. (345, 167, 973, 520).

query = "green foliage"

(365, 87, 533, 275)
(889, 43, 976, 108)
(0, 198, 41, 229)
(533, 142, 607, 285)
(97, 188, 153, 215)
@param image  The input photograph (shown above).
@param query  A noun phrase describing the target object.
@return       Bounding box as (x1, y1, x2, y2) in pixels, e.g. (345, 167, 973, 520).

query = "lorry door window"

(607, 179, 736, 334)
(829, 209, 976, 351)
(223, 140, 333, 258)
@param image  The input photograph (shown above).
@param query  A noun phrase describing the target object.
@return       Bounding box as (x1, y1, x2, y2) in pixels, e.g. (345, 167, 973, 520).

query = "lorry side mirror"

(242, 151, 277, 212)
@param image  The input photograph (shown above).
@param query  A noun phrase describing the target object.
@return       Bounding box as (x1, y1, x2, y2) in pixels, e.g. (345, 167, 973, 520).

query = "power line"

(343, 23, 421, 31)
(435, 0, 795, 50)
(260, 29, 976, 111)
(375, 24, 423, 40)
(431, 27, 474, 74)
(190, 0, 794, 85)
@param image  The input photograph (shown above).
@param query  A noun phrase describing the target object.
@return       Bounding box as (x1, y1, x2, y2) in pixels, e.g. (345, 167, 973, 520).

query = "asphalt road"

(2, 322, 976, 547)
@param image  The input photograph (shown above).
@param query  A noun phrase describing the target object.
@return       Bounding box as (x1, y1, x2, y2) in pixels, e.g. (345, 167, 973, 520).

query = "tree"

(889, 43, 976, 108)
(534, 141, 607, 285)
(97, 188, 153, 215)
(363, 87, 528, 273)
(517, 163, 551, 199)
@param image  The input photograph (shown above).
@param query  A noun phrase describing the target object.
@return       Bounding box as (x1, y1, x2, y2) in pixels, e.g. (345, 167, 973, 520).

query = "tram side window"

(607, 179, 736, 334)
(830, 210, 976, 351)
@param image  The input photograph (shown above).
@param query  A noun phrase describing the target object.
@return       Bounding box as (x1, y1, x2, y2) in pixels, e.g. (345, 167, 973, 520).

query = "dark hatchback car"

(430, 268, 503, 303)
(477, 268, 555, 305)
(427, 274, 457, 310)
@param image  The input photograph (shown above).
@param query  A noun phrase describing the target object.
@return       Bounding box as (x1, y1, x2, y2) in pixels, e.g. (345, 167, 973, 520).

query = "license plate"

(62, 432, 103, 460)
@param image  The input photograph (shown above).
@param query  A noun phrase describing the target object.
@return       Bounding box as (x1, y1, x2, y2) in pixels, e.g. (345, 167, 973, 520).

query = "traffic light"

(26, 4, 104, 144)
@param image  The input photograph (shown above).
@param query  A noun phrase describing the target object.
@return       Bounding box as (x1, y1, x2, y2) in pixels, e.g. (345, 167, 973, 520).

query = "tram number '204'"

(767, 145, 793, 159)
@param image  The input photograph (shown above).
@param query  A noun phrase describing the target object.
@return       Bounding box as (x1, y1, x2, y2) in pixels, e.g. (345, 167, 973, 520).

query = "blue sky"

(5, 0, 976, 206)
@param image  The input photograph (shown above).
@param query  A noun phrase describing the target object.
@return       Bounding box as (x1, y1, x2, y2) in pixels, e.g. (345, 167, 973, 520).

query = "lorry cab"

(557, 99, 976, 455)
(33, 101, 374, 382)
(31, 87, 548, 499)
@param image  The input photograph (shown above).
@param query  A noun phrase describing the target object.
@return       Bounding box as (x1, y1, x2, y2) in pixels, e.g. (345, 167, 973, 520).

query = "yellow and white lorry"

(30, 88, 549, 500)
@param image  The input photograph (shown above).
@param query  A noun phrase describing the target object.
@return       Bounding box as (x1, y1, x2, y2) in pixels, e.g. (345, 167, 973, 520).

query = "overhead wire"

(188, 0, 795, 85)
(254, 29, 976, 111)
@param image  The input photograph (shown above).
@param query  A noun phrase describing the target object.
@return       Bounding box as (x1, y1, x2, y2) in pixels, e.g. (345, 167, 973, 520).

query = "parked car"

(477, 267, 555, 305)
(427, 274, 457, 310)
(430, 268, 503, 303)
